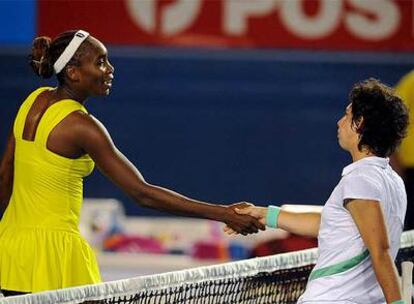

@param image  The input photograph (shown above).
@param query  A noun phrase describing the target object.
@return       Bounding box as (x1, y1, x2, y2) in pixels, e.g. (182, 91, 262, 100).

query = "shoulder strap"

(13, 87, 53, 140)
(35, 100, 88, 147)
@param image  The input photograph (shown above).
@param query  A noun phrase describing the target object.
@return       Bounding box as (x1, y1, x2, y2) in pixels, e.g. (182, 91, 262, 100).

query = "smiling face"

(337, 104, 361, 152)
(75, 36, 114, 96)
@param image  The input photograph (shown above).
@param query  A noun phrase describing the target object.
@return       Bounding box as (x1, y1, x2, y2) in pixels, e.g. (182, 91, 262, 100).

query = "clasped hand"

(223, 203, 268, 235)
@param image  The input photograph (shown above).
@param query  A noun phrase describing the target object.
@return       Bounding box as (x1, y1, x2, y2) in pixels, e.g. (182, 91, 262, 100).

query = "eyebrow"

(96, 52, 108, 61)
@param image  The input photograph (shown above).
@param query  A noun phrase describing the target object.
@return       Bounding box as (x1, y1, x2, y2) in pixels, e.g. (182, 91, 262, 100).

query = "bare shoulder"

(63, 111, 109, 138)
(63, 111, 115, 155)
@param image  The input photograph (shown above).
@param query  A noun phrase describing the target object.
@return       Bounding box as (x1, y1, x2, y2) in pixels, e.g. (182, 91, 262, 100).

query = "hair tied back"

(30, 36, 53, 78)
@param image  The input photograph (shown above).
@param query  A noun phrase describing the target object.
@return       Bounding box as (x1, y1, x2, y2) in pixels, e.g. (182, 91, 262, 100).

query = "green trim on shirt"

(309, 249, 369, 281)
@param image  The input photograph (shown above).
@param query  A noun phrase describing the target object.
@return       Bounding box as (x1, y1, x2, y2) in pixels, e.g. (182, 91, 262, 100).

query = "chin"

(94, 89, 111, 96)
(338, 139, 346, 150)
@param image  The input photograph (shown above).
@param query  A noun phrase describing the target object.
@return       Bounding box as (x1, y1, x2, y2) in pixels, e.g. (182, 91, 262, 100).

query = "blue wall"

(0, 1, 35, 44)
(0, 48, 412, 216)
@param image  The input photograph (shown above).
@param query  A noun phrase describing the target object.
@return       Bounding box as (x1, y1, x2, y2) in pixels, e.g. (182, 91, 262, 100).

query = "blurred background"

(0, 0, 413, 280)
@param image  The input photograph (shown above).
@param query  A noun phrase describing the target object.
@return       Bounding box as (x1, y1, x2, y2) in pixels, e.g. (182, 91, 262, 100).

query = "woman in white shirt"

(226, 79, 409, 304)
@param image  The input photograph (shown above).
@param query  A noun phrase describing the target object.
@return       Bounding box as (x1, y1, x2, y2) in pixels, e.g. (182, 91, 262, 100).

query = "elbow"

(369, 244, 391, 262)
(130, 182, 155, 208)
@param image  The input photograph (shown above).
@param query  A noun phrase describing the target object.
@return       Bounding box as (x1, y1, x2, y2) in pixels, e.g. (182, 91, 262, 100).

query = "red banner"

(38, 0, 414, 51)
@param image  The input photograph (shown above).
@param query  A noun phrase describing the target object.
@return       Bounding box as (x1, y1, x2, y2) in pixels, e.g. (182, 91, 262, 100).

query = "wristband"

(266, 205, 281, 228)
(391, 300, 405, 304)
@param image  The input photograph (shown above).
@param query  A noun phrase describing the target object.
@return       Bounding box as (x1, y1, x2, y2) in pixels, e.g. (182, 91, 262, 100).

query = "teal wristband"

(391, 301, 406, 304)
(266, 205, 281, 228)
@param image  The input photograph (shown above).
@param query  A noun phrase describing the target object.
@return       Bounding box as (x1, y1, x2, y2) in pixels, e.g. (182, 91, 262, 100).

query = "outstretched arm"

(277, 209, 321, 237)
(345, 199, 403, 304)
(0, 129, 15, 214)
(225, 206, 321, 238)
(73, 113, 264, 235)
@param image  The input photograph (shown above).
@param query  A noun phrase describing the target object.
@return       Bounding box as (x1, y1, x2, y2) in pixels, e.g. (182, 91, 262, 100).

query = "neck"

(349, 145, 375, 162)
(55, 84, 88, 104)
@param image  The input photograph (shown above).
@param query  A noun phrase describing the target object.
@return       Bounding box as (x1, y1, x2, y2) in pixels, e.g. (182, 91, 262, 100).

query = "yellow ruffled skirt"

(0, 226, 101, 292)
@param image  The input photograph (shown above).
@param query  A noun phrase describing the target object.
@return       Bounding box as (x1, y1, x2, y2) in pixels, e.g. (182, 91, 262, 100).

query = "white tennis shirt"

(298, 156, 406, 304)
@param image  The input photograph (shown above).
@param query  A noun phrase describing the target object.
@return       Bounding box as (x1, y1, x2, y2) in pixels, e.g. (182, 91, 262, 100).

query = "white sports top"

(298, 157, 406, 303)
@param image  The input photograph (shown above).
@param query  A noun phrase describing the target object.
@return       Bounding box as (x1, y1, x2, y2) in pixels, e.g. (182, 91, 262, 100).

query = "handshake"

(222, 203, 275, 236)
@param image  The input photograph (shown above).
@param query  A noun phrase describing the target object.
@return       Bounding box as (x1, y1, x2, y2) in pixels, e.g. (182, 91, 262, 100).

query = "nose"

(337, 116, 344, 127)
(106, 62, 115, 75)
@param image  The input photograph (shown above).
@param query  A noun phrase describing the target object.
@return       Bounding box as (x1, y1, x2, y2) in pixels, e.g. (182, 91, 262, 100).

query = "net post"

(402, 261, 413, 304)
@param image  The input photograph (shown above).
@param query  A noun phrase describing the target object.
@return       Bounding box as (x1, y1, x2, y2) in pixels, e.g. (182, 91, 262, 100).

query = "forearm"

(96, 152, 226, 221)
(132, 183, 226, 221)
(370, 250, 402, 303)
(277, 210, 321, 237)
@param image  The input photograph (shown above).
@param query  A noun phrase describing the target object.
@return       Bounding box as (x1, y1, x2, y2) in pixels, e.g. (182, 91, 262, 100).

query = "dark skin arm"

(69, 112, 264, 235)
(0, 130, 15, 215)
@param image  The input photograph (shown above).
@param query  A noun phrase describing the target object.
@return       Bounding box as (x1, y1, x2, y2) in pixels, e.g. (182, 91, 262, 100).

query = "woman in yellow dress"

(0, 30, 264, 296)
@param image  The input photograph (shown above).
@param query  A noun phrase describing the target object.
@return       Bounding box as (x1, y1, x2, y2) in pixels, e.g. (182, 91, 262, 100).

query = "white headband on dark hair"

(53, 30, 90, 74)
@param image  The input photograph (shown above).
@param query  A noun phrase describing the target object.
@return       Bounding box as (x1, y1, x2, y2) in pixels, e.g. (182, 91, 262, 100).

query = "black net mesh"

(95, 264, 314, 304)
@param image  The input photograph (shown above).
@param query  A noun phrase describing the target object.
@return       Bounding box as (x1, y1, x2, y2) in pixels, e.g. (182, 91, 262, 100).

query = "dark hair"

(350, 78, 409, 157)
(29, 30, 91, 84)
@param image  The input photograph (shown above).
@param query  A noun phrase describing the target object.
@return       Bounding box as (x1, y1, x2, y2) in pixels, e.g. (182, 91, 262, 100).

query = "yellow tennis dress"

(0, 87, 101, 292)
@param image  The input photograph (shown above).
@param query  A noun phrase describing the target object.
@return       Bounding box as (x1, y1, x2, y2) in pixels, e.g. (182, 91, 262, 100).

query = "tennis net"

(2, 230, 413, 304)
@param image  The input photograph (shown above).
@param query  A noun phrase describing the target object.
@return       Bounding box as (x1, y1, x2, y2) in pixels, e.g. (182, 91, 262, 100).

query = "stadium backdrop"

(0, 0, 413, 215)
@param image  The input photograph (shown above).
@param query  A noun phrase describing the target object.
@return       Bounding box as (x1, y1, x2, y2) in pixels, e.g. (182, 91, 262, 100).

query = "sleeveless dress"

(0, 87, 101, 292)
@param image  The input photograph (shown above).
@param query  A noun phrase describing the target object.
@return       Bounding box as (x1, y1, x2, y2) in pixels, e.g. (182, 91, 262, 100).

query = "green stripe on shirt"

(309, 249, 369, 281)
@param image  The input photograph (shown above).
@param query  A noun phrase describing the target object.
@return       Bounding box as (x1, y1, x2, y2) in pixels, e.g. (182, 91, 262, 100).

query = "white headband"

(53, 30, 90, 74)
